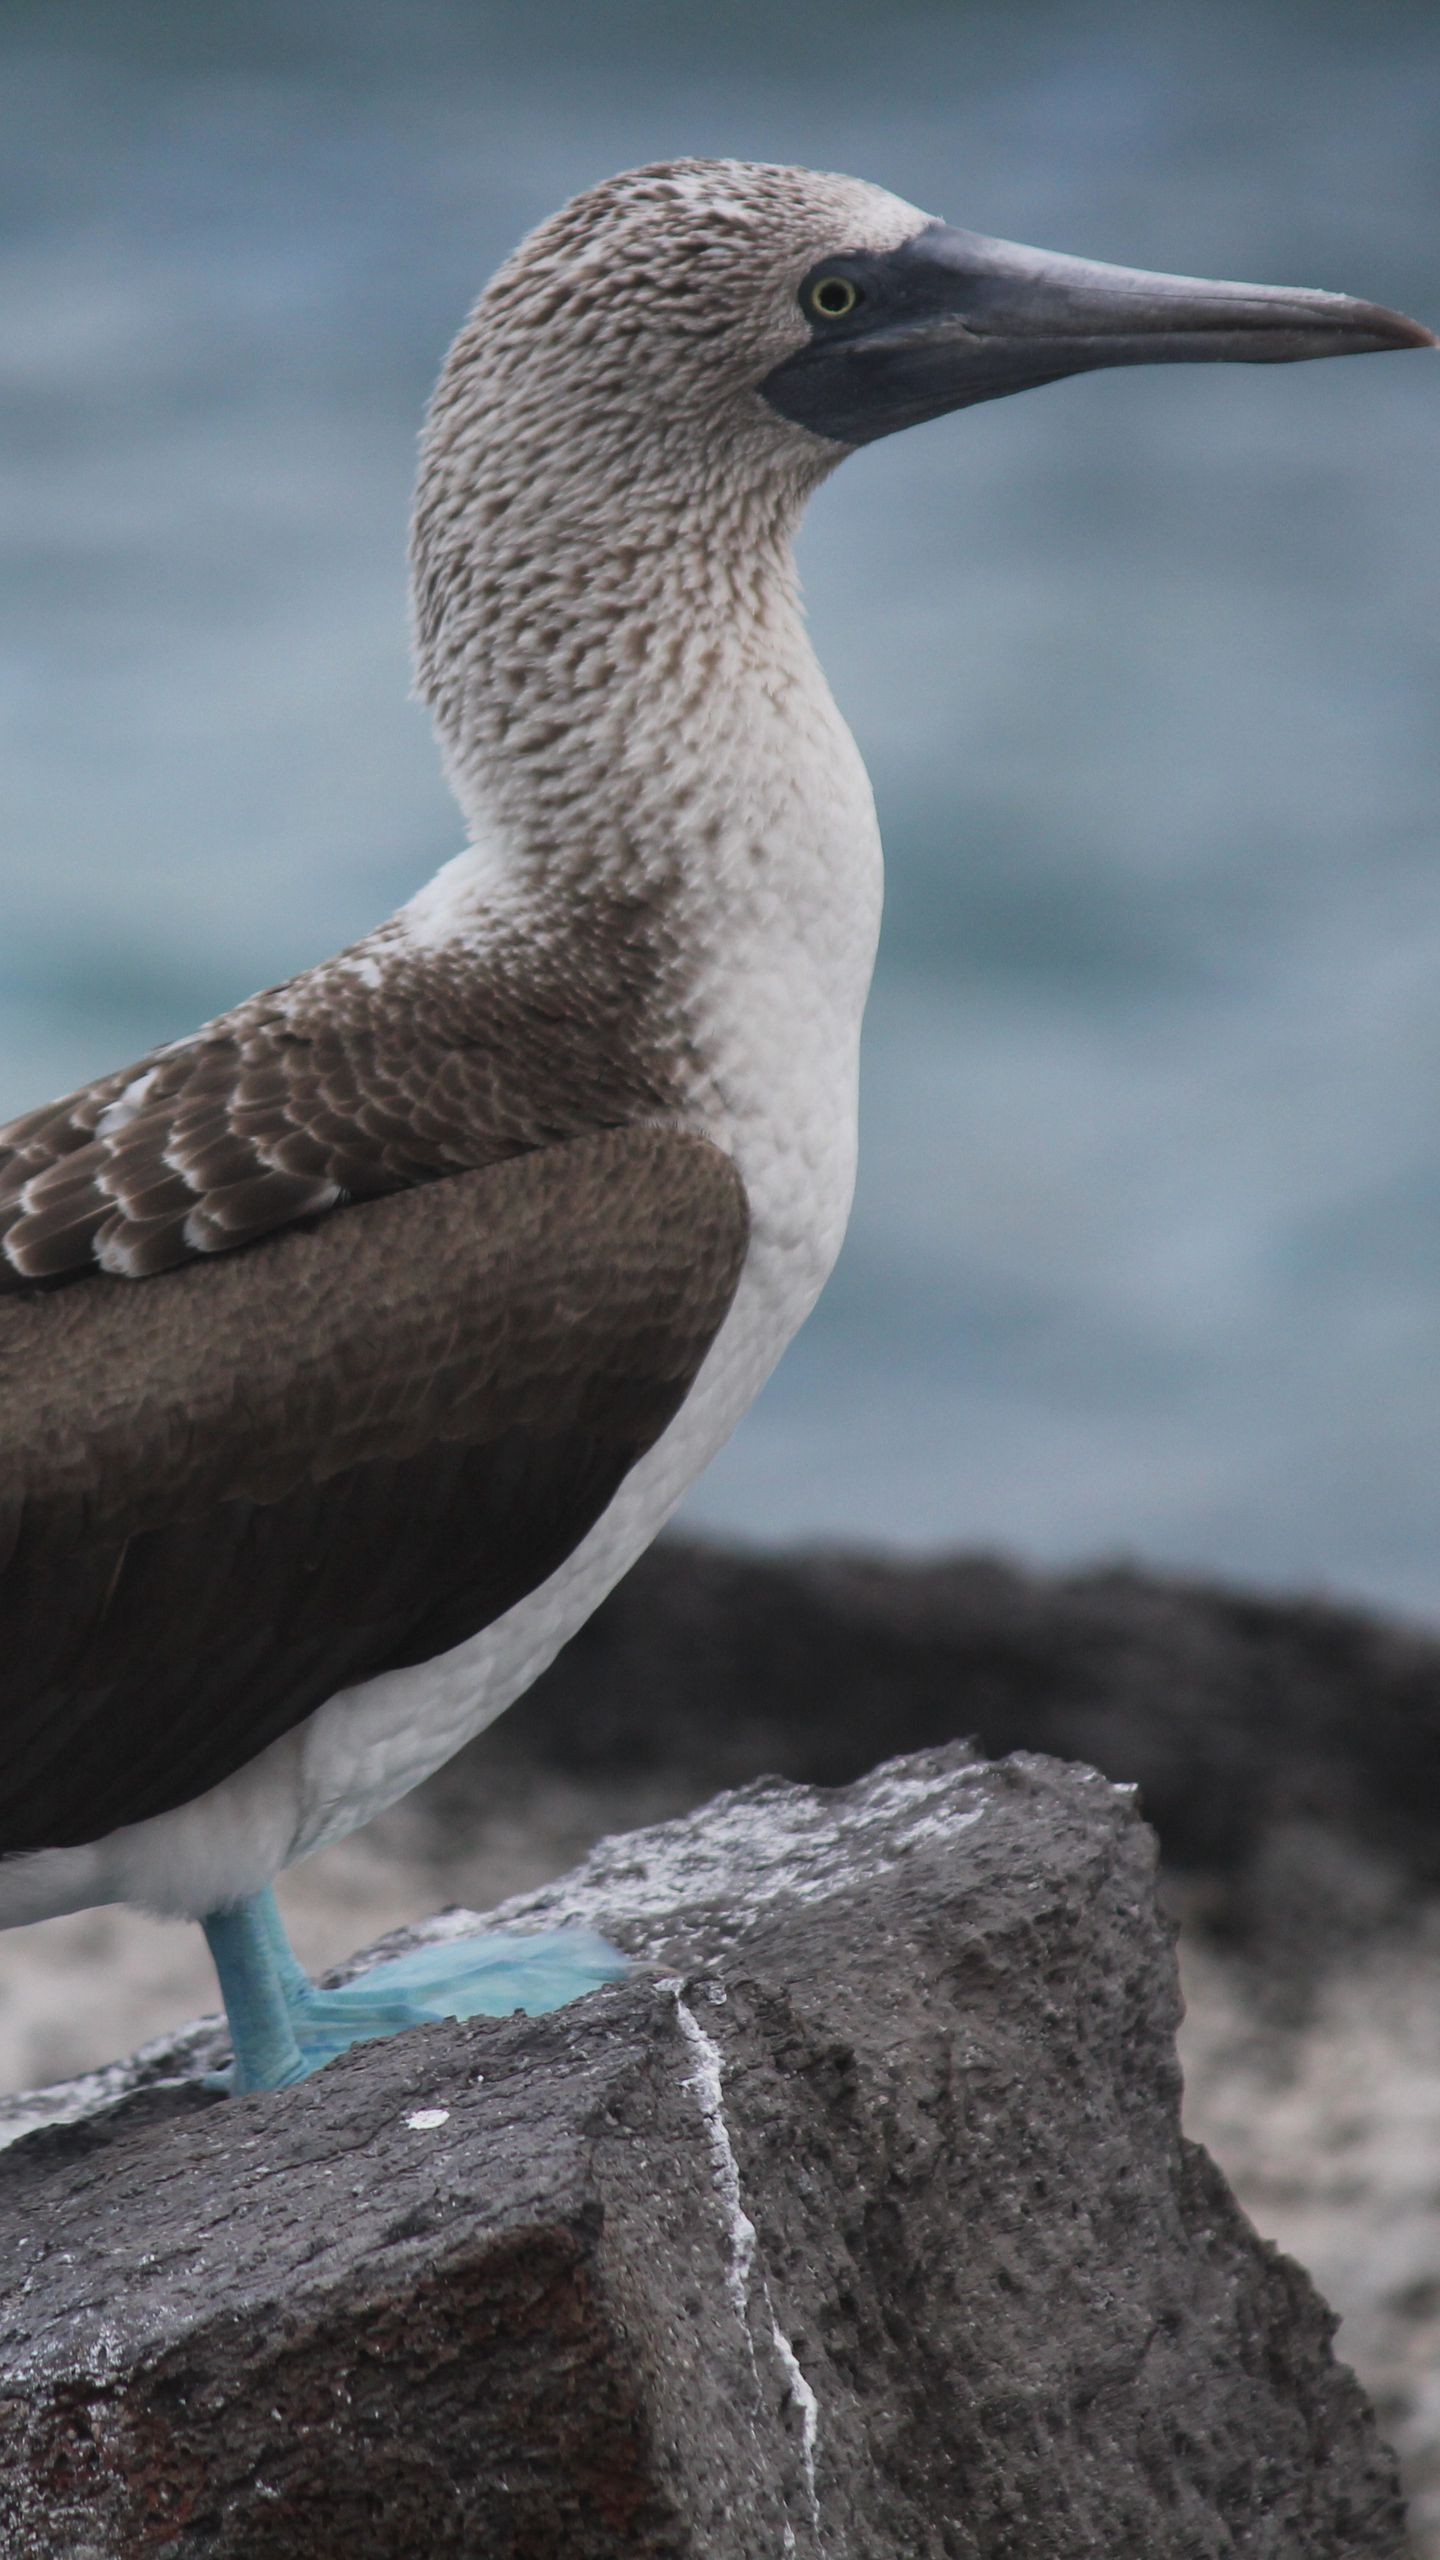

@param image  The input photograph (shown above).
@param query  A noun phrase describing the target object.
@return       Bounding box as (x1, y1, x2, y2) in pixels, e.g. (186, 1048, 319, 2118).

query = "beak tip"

(1351, 302, 1437, 353)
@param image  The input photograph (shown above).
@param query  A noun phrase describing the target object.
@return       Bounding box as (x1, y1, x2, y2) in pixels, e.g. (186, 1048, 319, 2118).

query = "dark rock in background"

(499, 1539, 1440, 1902)
(0, 1747, 1407, 2559)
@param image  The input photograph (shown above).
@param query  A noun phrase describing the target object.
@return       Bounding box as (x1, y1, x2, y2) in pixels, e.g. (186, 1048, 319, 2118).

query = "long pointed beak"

(930, 225, 1434, 364)
(762, 223, 1435, 446)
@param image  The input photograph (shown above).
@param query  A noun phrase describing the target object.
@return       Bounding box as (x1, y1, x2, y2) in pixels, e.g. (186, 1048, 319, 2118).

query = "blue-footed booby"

(0, 164, 1430, 2092)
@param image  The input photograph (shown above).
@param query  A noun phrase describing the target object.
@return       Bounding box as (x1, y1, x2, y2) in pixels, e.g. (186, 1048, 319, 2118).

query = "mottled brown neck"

(412, 457, 813, 892)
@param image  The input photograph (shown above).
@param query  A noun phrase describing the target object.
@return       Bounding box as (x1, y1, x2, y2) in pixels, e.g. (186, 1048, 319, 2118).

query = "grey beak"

(762, 223, 1435, 446)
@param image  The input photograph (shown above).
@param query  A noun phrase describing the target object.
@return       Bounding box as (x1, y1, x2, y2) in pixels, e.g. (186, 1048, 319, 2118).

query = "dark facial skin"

(761, 221, 1434, 447)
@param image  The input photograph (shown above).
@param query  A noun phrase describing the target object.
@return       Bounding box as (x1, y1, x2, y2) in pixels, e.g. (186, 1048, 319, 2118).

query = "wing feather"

(0, 1127, 748, 1853)
(0, 911, 681, 1292)
(0, 1015, 414, 1285)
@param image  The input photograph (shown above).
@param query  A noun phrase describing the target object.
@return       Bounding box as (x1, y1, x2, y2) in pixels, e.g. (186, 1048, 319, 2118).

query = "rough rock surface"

(0, 1746, 1406, 2559)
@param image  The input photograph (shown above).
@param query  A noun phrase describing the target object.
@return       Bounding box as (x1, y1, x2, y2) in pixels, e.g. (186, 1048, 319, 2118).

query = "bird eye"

(808, 275, 862, 322)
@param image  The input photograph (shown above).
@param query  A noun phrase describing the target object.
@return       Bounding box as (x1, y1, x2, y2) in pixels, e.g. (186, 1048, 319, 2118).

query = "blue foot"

(201, 1886, 632, 2093)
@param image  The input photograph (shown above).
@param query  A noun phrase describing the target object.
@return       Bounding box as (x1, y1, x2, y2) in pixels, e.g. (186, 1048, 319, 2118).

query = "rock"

(423, 1537, 1440, 2557)
(0, 1745, 1406, 2559)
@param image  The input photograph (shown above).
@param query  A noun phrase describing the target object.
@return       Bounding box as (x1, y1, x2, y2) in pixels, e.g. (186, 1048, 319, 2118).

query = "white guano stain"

(405, 2106, 450, 2131)
(420, 1765, 991, 1945)
(769, 2317, 820, 2516)
(674, 1990, 759, 2344)
(673, 1988, 822, 2543)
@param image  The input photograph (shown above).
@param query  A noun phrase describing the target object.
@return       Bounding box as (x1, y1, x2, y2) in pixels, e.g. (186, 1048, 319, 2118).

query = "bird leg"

(202, 1885, 633, 2092)
(201, 1891, 309, 2090)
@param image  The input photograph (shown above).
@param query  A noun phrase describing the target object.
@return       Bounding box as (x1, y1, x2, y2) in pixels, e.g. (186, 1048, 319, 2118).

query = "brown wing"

(0, 1003, 381, 1274)
(0, 921, 678, 1289)
(0, 1000, 506, 1287)
(0, 1127, 748, 1854)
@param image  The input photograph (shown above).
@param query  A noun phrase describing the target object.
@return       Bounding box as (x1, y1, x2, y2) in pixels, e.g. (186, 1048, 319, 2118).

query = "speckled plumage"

(1, 160, 929, 1923)
(0, 896, 686, 1283)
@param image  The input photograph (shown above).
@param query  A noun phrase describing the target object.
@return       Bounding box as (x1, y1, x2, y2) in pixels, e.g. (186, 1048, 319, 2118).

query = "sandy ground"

(3, 1772, 1437, 2553)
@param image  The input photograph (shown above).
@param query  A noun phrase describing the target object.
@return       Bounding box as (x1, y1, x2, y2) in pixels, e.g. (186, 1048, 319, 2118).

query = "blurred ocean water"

(1, 0, 1437, 1609)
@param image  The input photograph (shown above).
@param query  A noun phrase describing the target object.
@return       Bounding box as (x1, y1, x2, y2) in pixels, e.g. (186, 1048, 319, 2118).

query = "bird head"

(428, 156, 1431, 502)
(412, 160, 1430, 814)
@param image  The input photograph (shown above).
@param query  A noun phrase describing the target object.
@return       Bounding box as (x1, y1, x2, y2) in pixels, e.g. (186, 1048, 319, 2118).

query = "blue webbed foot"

(202, 1887, 631, 2092)
(276, 1928, 636, 2074)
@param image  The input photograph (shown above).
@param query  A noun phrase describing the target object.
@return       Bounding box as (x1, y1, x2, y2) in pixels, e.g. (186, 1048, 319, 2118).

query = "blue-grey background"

(2, 0, 1437, 1614)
